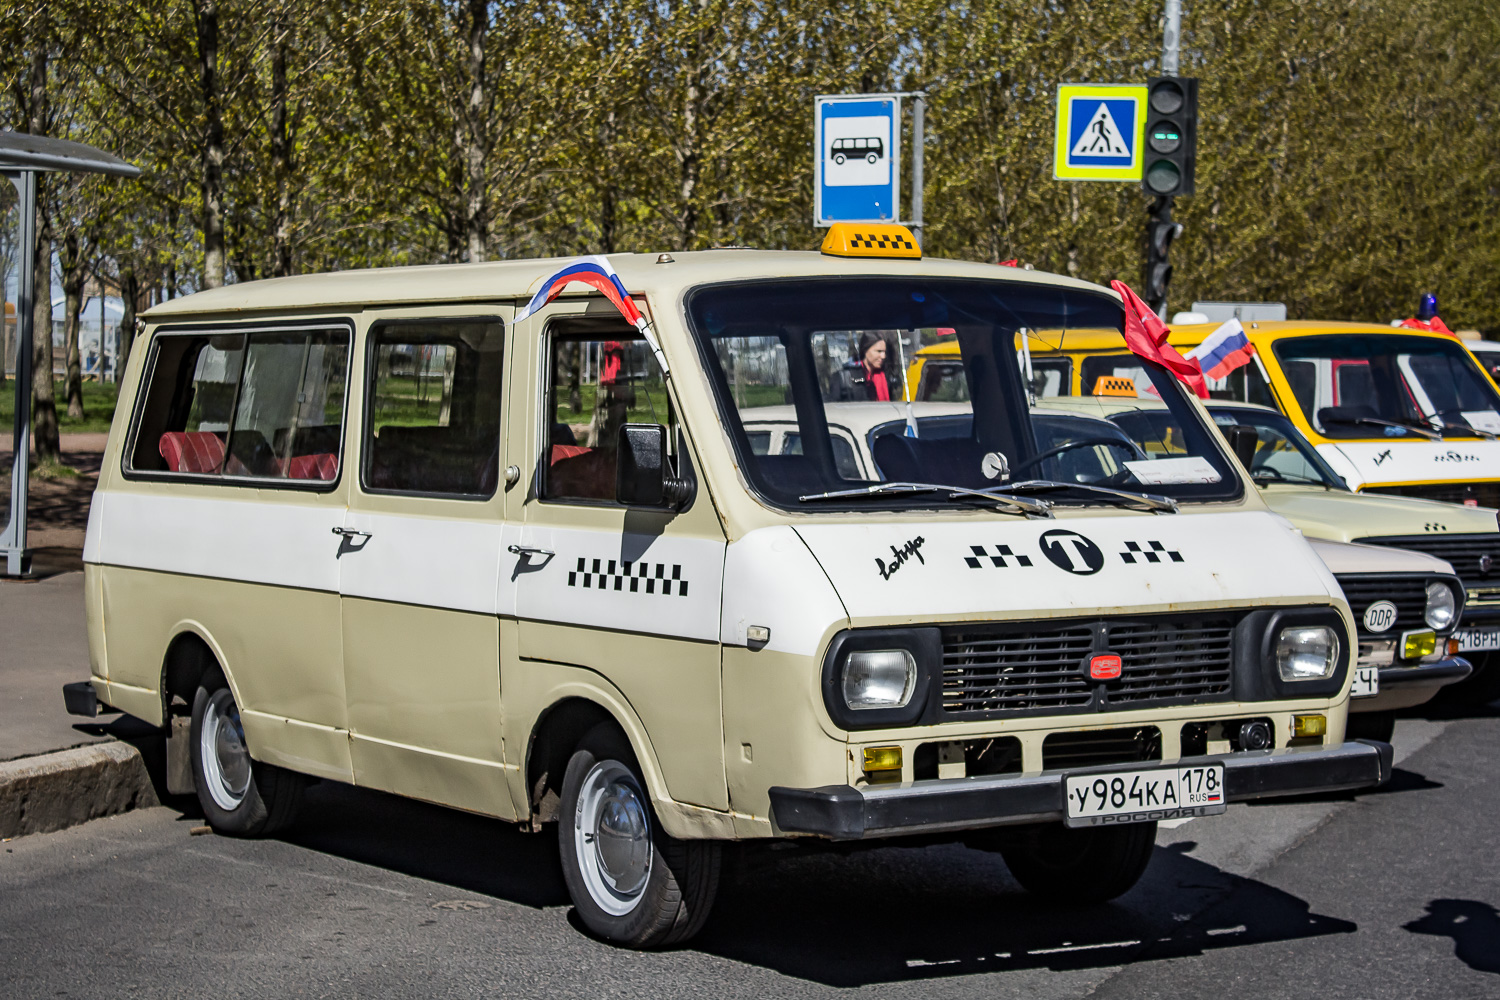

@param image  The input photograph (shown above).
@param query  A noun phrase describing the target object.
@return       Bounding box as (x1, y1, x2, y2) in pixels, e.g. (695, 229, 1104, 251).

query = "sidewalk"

(1, 434, 165, 837)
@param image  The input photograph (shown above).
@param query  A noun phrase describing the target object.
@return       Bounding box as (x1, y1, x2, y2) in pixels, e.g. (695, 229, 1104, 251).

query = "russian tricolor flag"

(516, 255, 668, 374)
(516, 255, 646, 328)
(1186, 319, 1256, 381)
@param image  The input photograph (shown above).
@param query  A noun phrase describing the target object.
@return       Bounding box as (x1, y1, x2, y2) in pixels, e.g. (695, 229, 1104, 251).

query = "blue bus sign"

(815, 96, 900, 226)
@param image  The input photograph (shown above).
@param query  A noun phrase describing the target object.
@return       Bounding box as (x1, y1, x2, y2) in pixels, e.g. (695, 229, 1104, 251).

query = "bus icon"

(830, 137, 883, 165)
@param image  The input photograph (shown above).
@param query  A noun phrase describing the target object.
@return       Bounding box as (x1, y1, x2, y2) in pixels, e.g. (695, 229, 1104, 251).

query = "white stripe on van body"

(511, 525, 725, 642)
(338, 510, 515, 617)
(720, 526, 849, 655)
(793, 509, 1342, 622)
(86, 491, 344, 592)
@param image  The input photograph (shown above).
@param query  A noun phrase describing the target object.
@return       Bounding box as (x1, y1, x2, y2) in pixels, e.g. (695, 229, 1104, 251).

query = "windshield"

(687, 277, 1242, 509)
(1208, 405, 1347, 488)
(1273, 333, 1500, 439)
(1080, 351, 1277, 406)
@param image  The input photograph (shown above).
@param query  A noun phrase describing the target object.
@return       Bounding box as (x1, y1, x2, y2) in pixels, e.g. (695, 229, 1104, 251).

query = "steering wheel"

(1009, 437, 1147, 477)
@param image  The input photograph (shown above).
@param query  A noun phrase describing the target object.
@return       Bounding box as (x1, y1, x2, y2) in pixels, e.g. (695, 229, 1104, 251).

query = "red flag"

(1109, 280, 1209, 399)
(1400, 316, 1456, 336)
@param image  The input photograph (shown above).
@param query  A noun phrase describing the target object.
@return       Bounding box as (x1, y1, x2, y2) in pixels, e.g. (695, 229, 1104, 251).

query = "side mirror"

(1227, 424, 1258, 472)
(616, 424, 693, 508)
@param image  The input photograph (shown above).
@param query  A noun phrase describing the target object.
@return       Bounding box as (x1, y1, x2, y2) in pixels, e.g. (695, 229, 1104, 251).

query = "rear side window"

(363, 319, 505, 498)
(128, 326, 350, 485)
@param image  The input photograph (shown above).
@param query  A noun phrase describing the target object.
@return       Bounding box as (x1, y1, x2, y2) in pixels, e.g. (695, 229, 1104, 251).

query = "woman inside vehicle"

(836, 332, 895, 401)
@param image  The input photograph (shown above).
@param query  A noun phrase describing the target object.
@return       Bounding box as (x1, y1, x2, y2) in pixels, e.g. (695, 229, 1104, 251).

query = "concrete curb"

(0, 742, 161, 839)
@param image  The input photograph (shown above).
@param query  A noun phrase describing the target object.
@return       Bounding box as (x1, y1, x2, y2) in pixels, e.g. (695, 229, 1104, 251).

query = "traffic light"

(1141, 76, 1198, 197)
(1144, 216, 1183, 309)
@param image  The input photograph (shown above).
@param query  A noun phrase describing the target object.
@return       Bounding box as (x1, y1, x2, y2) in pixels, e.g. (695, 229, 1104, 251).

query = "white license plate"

(1456, 629, 1500, 652)
(1351, 666, 1380, 698)
(1064, 764, 1226, 828)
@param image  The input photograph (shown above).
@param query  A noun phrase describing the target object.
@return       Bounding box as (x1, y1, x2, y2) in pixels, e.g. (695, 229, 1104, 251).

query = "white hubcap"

(200, 689, 251, 811)
(573, 760, 652, 915)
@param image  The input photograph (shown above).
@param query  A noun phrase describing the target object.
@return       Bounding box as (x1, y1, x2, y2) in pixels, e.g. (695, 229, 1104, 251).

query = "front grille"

(1336, 574, 1431, 635)
(1043, 727, 1162, 771)
(1362, 482, 1500, 508)
(939, 613, 1237, 720)
(1356, 533, 1500, 592)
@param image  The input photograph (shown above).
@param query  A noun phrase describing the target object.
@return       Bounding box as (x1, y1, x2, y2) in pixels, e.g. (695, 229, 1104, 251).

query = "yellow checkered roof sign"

(820, 223, 922, 259)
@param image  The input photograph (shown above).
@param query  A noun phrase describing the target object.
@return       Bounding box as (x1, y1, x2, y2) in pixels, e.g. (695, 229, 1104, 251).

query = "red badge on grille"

(1089, 654, 1122, 681)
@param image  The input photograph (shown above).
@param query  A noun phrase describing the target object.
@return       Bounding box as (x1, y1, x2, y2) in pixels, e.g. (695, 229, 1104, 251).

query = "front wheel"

(990, 821, 1156, 903)
(189, 671, 304, 836)
(558, 724, 720, 948)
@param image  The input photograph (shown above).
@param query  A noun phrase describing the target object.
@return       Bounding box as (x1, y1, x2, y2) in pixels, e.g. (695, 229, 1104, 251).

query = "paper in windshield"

(1125, 456, 1223, 485)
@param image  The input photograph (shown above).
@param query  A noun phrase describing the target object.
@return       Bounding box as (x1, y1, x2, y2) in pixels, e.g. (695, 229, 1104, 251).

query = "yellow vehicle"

(67, 225, 1389, 949)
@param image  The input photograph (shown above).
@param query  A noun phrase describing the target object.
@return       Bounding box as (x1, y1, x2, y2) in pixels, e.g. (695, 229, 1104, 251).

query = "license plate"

(1456, 628, 1500, 652)
(1351, 666, 1380, 698)
(1064, 764, 1226, 828)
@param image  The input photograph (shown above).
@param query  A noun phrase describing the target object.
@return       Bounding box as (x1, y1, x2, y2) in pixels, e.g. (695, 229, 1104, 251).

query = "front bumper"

(1350, 656, 1473, 713)
(1379, 656, 1471, 690)
(769, 740, 1393, 841)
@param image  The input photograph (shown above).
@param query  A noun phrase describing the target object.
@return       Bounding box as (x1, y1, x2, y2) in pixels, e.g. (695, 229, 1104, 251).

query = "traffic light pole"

(1147, 0, 1183, 319)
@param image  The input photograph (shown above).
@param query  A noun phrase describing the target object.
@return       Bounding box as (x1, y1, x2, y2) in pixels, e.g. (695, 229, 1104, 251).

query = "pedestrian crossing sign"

(1054, 83, 1148, 182)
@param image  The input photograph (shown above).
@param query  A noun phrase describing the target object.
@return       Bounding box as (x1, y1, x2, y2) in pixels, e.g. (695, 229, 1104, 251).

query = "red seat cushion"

(159, 431, 225, 474)
(287, 453, 338, 481)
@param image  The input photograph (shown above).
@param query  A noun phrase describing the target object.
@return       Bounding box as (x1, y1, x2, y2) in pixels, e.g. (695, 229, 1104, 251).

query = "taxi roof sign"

(819, 223, 921, 260)
(1054, 83, 1148, 182)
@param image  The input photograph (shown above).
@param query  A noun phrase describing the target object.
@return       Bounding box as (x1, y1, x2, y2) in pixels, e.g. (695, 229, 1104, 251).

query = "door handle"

(508, 544, 554, 558)
(332, 527, 372, 540)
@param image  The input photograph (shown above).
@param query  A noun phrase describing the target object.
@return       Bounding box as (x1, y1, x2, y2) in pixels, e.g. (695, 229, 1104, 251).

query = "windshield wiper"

(986, 479, 1180, 513)
(1415, 409, 1498, 441)
(1321, 412, 1443, 441)
(1251, 470, 1333, 487)
(799, 481, 1052, 517)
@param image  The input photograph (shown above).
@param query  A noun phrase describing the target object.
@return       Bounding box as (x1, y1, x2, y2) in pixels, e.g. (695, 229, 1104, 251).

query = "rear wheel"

(557, 723, 720, 948)
(988, 821, 1157, 903)
(189, 671, 303, 836)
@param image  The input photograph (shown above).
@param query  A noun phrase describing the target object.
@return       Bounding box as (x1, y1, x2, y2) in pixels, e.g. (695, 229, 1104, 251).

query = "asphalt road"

(2, 707, 1497, 999)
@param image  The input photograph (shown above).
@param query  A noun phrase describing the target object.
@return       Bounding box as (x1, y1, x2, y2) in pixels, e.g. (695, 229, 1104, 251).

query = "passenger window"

(363, 320, 505, 498)
(128, 328, 349, 484)
(544, 332, 667, 503)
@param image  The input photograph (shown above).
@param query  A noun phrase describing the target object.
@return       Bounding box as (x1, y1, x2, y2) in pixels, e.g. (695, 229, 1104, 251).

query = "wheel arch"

(159, 622, 240, 724)
(523, 682, 669, 829)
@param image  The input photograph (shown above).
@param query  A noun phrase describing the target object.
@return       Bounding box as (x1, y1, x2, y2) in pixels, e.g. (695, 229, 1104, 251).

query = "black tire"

(189, 670, 304, 837)
(557, 723, 720, 948)
(1346, 709, 1396, 742)
(1441, 652, 1500, 707)
(995, 821, 1157, 904)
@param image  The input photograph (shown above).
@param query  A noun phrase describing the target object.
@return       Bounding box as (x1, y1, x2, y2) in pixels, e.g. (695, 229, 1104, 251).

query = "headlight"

(1425, 580, 1457, 630)
(1276, 625, 1339, 681)
(842, 649, 917, 710)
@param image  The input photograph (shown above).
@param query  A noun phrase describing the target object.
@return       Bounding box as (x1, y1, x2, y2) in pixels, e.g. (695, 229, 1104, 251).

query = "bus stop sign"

(815, 95, 900, 226)
(1053, 83, 1148, 182)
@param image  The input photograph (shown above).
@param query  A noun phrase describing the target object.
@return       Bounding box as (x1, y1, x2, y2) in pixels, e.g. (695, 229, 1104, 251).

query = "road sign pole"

(910, 94, 925, 247)
(3, 170, 35, 576)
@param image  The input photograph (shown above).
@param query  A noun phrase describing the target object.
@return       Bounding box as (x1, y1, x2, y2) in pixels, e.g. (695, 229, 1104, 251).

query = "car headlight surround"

(1276, 625, 1340, 681)
(1425, 579, 1457, 630)
(821, 628, 938, 730)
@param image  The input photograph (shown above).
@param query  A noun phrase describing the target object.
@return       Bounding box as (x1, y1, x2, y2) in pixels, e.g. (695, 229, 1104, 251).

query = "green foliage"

(5, 0, 1498, 330)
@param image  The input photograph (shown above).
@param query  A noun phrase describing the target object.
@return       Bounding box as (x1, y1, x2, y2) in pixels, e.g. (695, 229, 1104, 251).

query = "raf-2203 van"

(70, 224, 1390, 948)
